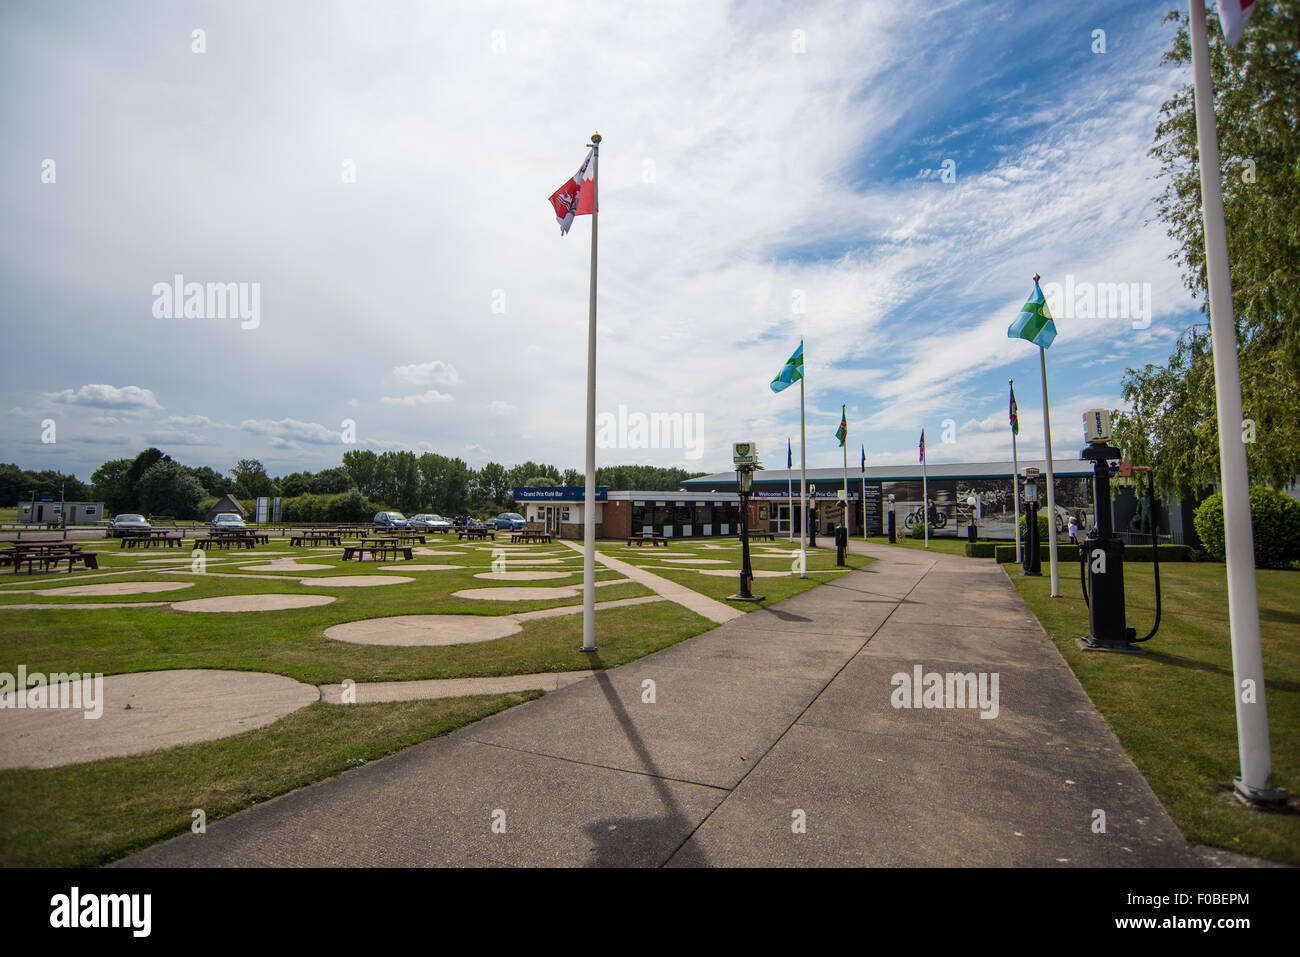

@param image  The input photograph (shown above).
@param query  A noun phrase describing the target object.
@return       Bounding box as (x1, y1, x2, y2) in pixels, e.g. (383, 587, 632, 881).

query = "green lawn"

(0, 532, 866, 865)
(0, 693, 539, 867)
(1007, 561, 1300, 865)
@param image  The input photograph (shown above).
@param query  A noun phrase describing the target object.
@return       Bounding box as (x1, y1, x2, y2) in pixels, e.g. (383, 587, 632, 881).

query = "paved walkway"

(116, 543, 1200, 867)
(560, 539, 743, 624)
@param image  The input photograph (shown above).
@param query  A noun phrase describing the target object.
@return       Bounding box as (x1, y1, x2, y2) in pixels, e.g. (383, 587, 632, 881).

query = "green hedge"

(994, 543, 1192, 563)
(1193, 486, 1300, 569)
(964, 542, 1000, 558)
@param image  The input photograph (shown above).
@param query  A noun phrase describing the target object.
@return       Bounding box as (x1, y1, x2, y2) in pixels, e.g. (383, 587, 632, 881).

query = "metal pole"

(1012, 377, 1022, 564)
(922, 431, 928, 549)
(1039, 345, 1060, 596)
(1189, 0, 1278, 802)
(841, 404, 848, 531)
(581, 134, 600, 652)
(798, 362, 807, 578)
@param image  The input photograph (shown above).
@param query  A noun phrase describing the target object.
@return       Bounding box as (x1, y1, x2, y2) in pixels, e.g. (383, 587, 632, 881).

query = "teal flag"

(770, 342, 804, 393)
(1007, 278, 1058, 349)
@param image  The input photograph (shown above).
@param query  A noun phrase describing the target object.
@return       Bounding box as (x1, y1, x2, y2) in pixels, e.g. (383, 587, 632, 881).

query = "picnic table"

(626, 532, 668, 547)
(195, 530, 266, 550)
(341, 537, 414, 561)
(119, 530, 183, 549)
(1, 542, 99, 574)
(457, 528, 496, 541)
(748, 531, 776, 542)
(289, 532, 343, 547)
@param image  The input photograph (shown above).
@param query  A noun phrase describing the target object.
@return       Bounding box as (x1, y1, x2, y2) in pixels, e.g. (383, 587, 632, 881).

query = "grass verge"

(1007, 561, 1299, 865)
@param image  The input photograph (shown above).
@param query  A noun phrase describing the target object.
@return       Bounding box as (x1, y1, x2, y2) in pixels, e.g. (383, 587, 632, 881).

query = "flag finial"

(1033, 273, 1041, 282)
(590, 132, 602, 144)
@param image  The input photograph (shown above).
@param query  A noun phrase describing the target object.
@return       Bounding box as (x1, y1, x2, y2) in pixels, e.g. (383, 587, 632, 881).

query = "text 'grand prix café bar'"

(514, 457, 1105, 541)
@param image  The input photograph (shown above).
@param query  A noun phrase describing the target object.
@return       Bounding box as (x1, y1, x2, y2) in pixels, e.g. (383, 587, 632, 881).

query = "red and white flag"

(1218, 0, 1258, 47)
(549, 147, 595, 235)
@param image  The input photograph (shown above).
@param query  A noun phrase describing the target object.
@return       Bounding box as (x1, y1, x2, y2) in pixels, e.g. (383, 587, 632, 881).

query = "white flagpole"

(580, 134, 600, 653)
(798, 351, 808, 578)
(841, 404, 848, 529)
(922, 430, 929, 549)
(1189, 0, 1278, 802)
(1039, 341, 1059, 596)
(1011, 378, 1022, 564)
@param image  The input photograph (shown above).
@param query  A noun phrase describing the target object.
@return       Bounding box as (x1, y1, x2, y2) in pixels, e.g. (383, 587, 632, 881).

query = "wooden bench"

(457, 529, 496, 540)
(289, 533, 342, 547)
(627, 533, 668, 547)
(342, 543, 413, 561)
(748, 531, 776, 542)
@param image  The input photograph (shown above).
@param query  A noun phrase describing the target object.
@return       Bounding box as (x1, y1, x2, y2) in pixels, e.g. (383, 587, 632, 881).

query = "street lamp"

(966, 494, 979, 544)
(728, 464, 764, 602)
(1023, 469, 1041, 575)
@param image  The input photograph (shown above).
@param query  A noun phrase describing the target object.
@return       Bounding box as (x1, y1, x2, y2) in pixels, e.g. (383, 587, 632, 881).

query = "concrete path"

(560, 539, 743, 624)
(116, 543, 1199, 867)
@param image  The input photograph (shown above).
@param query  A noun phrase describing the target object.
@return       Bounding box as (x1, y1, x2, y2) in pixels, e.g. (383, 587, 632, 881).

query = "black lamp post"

(728, 465, 764, 602)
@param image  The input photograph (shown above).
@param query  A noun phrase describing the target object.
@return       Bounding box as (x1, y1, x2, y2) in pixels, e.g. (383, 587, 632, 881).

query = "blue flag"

(787, 438, 792, 469)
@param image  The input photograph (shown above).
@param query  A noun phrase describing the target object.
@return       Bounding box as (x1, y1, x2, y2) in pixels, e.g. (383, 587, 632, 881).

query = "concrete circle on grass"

(0, 669, 318, 770)
(660, 558, 731, 565)
(474, 570, 577, 581)
(452, 586, 579, 601)
(696, 568, 801, 578)
(239, 562, 335, 572)
(324, 614, 522, 647)
(298, 576, 413, 587)
(172, 594, 337, 612)
(377, 564, 460, 571)
(412, 549, 467, 556)
(32, 581, 195, 598)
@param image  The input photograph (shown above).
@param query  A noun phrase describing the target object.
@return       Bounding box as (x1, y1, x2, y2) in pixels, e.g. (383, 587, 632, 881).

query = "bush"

(965, 542, 999, 558)
(1019, 512, 1054, 544)
(1193, 486, 1300, 569)
(909, 522, 930, 540)
(327, 489, 372, 523)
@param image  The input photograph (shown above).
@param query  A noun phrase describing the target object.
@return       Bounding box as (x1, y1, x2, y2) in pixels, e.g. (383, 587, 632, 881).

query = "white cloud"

(380, 390, 455, 406)
(239, 418, 341, 446)
(392, 360, 461, 387)
(488, 401, 517, 415)
(41, 384, 162, 411)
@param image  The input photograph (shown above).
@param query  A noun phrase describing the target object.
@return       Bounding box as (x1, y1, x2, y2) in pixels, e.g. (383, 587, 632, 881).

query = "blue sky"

(0, 0, 1205, 482)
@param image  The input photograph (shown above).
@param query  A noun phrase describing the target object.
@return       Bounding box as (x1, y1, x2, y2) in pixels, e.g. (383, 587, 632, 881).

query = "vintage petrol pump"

(1077, 409, 1161, 652)
(1022, 468, 1041, 576)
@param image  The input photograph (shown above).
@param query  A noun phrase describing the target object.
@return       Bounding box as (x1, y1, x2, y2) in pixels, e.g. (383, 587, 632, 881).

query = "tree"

(230, 459, 275, 498)
(1116, 5, 1300, 495)
(342, 449, 379, 499)
(417, 453, 471, 514)
(90, 459, 134, 513)
(310, 466, 355, 494)
(472, 462, 511, 509)
(278, 471, 314, 498)
(137, 460, 206, 519)
(186, 465, 237, 497)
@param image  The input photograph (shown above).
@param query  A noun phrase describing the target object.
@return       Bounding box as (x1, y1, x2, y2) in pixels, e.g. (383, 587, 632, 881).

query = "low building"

(16, 500, 106, 525)
(682, 459, 1097, 539)
(204, 494, 248, 523)
(512, 487, 745, 539)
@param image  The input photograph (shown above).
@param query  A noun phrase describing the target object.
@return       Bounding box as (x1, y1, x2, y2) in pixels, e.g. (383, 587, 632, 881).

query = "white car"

(409, 513, 453, 532)
(210, 512, 247, 530)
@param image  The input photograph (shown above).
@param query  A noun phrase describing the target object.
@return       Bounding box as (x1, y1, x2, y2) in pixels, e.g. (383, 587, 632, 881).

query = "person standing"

(1068, 512, 1079, 545)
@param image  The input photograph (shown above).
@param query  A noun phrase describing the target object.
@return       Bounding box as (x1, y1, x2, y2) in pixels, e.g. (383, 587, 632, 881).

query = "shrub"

(327, 489, 372, 523)
(964, 542, 999, 558)
(1019, 512, 1054, 544)
(1193, 486, 1300, 569)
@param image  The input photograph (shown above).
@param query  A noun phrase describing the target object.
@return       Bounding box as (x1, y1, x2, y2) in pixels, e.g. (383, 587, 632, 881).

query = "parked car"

(210, 512, 247, 530)
(492, 512, 526, 531)
(373, 511, 411, 531)
(107, 514, 151, 538)
(409, 514, 452, 532)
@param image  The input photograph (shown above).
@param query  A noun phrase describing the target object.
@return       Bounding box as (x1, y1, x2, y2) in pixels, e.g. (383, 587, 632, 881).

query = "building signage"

(732, 442, 758, 466)
(753, 489, 856, 500)
(512, 486, 609, 502)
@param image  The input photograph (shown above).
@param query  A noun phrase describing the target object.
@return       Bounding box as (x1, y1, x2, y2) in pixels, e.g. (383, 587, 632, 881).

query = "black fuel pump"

(1076, 410, 1162, 652)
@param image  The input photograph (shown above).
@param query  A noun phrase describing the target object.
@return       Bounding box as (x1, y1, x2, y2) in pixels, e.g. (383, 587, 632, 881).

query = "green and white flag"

(770, 342, 804, 393)
(836, 408, 847, 447)
(1007, 278, 1058, 349)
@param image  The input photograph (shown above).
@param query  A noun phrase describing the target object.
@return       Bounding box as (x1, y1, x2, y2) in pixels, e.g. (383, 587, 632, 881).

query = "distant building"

(205, 494, 248, 522)
(16, 500, 106, 526)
